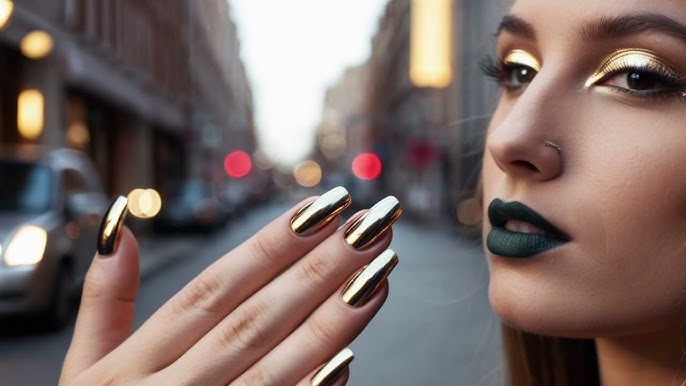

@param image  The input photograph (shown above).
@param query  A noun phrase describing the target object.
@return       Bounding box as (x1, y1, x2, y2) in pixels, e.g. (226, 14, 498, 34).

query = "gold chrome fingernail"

(291, 186, 351, 235)
(97, 196, 128, 256)
(344, 196, 402, 249)
(342, 249, 398, 306)
(311, 348, 354, 386)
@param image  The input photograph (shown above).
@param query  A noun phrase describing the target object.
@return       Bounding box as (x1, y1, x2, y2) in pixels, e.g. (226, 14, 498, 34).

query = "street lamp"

(17, 89, 44, 140)
(0, 0, 13, 30)
(409, 0, 453, 88)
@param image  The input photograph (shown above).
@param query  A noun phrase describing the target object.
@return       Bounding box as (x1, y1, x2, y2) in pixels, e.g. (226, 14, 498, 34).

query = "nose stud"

(544, 141, 562, 152)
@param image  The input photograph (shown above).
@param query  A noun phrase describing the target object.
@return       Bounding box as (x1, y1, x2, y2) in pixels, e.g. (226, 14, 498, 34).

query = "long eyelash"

(480, 56, 506, 85)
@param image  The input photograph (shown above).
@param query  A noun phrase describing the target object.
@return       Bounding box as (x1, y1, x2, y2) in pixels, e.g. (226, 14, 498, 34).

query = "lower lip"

(486, 227, 568, 258)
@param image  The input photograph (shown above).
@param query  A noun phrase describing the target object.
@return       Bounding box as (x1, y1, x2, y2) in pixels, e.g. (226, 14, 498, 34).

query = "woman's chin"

(487, 278, 600, 339)
(487, 266, 686, 339)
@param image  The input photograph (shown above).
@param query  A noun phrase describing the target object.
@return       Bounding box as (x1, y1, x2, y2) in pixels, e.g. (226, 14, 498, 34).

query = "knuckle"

(298, 254, 337, 290)
(308, 313, 339, 347)
(170, 273, 225, 317)
(220, 301, 271, 352)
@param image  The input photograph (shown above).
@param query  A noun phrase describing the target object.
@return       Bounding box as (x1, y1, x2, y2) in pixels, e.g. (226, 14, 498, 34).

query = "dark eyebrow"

(581, 13, 686, 44)
(496, 13, 686, 46)
(496, 15, 535, 39)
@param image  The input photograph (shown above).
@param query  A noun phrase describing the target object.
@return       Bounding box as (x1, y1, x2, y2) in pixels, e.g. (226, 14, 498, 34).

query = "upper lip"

(488, 198, 569, 240)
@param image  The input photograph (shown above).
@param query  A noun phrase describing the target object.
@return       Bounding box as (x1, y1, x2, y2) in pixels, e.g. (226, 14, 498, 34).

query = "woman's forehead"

(502, 0, 686, 45)
(508, 0, 686, 25)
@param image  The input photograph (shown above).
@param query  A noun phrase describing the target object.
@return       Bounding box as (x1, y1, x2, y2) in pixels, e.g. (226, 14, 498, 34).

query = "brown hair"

(502, 324, 600, 386)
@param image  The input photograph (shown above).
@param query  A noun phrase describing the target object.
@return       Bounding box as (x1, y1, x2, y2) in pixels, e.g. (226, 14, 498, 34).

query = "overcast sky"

(229, 0, 389, 168)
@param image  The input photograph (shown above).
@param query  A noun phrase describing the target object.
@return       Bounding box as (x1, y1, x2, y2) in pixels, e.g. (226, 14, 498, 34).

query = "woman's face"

(482, 0, 686, 338)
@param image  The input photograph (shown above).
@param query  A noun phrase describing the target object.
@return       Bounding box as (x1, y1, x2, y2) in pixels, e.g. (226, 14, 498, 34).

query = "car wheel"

(46, 263, 75, 329)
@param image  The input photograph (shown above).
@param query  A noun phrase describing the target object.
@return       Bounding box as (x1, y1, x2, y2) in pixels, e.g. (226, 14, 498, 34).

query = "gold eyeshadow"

(503, 49, 541, 72)
(585, 48, 679, 88)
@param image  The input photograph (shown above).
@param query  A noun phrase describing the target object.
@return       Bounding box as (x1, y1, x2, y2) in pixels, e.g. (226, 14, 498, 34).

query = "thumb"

(61, 197, 140, 380)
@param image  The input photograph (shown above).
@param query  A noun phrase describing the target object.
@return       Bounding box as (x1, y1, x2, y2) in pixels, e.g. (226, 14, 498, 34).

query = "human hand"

(58, 187, 402, 386)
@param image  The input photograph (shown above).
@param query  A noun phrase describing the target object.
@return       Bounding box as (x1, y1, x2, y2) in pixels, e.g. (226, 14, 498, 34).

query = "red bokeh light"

(352, 152, 382, 180)
(224, 151, 252, 178)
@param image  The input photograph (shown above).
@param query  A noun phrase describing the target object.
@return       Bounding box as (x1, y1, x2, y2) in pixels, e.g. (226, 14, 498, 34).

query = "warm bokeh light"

(17, 89, 44, 140)
(20, 30, 54, 59)
(293, 160, 322, 188)
(409, 0, 453, 88)
(352, 152, 382, 180)
(67, 122, 90, 148)
(127, 188, 162, 219)
(224, 150, 252, 178)
(127, 189, 143, 216)
(0, 0, 13, 29)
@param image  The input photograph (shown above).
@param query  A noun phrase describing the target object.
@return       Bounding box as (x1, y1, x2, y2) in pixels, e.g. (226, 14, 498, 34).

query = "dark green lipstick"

(486, 199, 569, 258)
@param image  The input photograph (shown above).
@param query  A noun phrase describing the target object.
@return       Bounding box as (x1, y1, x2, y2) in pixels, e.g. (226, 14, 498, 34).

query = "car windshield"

(0, 161, 53, 213)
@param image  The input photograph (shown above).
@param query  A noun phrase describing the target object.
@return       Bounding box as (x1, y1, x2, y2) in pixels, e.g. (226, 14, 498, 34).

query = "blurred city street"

(0, 0, 507, 384)
(0, 199, 503, 386)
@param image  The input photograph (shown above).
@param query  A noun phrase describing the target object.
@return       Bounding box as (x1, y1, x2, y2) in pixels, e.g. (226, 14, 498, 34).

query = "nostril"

(512, 160, 539, 172)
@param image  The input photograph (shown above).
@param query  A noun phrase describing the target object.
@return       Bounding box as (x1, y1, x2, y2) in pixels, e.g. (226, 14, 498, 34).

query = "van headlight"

(5, 225, 47, 266)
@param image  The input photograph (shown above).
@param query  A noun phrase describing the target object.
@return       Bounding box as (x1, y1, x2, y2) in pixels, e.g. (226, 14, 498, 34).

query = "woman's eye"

(600, 70, 673, 92)
(587, 49, 686, 100)
(481, 50, 541, 93)
(504, 64, 538, 89)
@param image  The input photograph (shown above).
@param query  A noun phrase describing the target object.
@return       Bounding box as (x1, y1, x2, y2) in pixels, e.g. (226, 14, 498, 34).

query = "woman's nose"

(486, 93, 564, 182)
(487, 131, 563, 182)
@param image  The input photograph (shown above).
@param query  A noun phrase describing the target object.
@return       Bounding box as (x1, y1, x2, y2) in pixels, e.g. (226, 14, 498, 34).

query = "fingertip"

(328, 368, 350, 386)
(357, 280, 390, 312)
(336, 369, 351, 386)
(115, 227, 140, 276)
(83, 225, 140, 309)
(105, 226, 140, 297)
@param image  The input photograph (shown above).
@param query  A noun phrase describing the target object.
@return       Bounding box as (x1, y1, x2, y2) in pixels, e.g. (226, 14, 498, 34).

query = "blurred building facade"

(314, 63, 373, 198)
(0, 0, 255, 202)
(315, 0, 506, 228)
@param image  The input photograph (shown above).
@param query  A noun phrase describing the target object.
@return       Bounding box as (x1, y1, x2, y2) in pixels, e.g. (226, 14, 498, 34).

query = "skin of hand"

(59, 194, 397, 386)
